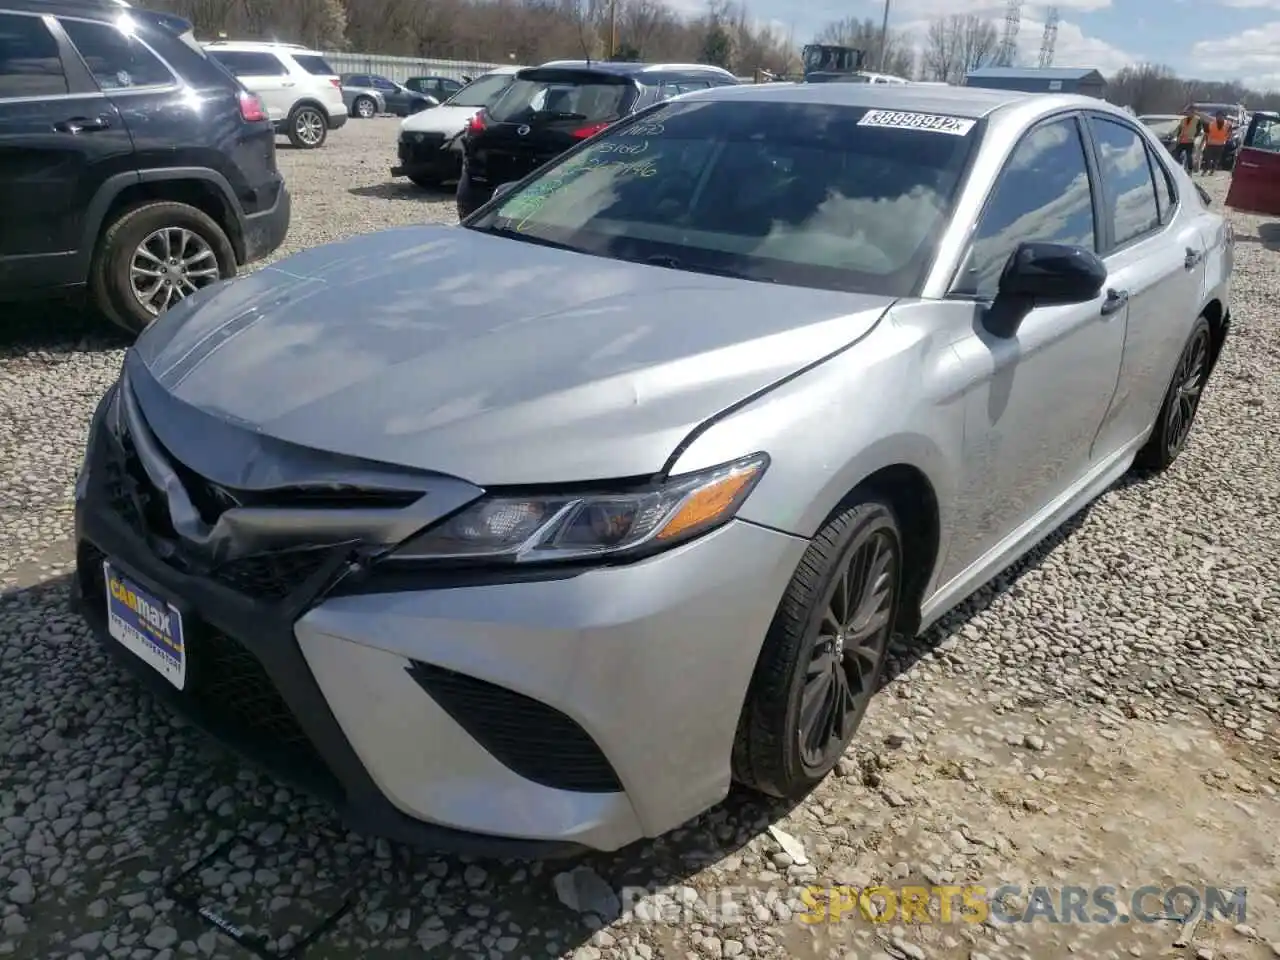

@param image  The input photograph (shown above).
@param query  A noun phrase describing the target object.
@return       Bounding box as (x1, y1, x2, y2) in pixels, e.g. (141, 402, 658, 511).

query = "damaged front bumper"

(71, 355, 808, 854)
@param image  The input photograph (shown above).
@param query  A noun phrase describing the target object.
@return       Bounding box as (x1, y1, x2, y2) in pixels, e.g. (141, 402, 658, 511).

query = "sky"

(665, 0, 1280, 92)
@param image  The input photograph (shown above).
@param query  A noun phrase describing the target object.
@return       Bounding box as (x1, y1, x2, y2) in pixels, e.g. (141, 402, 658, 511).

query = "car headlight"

(388, 453, 768, 564)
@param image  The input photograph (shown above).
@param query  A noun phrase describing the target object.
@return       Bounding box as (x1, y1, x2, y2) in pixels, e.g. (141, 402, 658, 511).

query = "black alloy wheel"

(1136, 315, 1213, 472)
(798, 522, 898, 771)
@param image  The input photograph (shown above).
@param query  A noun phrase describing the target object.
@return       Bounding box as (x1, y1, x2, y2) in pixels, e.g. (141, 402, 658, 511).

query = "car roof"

(531, 60, 736, 80)
(202, 40, 326, 56)
(678, 80, 1047, 119)
(8, 0, 134, 16)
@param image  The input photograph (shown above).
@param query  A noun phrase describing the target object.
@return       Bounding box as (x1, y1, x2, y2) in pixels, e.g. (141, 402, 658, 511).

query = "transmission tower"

(1038, 7, 1060, 68)
(996, 0, 1022, 67)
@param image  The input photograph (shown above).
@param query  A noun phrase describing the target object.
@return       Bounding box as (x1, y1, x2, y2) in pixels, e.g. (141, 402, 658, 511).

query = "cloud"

(893, 13, 1135, 76)
(1191, 21, 1280, 72)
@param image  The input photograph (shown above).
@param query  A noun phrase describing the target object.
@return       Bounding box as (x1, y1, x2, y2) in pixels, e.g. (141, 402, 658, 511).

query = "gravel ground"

(2, 122, 1279, 960)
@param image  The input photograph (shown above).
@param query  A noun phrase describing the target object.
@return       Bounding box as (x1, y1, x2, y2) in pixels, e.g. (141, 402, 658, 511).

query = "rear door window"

(292, 54, 336, 76)
(0, 12, 68, 99)
(60, 17, 173, 89)
(1089, 115, 1161, 247)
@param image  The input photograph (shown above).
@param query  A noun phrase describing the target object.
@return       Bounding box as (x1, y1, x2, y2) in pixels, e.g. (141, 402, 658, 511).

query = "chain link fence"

(319, 51, 528, 83)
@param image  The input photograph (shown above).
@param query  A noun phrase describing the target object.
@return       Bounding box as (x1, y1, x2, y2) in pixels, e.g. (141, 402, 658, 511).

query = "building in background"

(964, 66, 1106, 98)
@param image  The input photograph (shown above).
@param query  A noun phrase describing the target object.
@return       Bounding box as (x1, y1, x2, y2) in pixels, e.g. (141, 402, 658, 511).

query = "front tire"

(352, 96, 376, 119)
(1135, 315, 1213, 472)
(732, 498, 902, 799)
(287, 105, 327, 148)
(89, 201, 236, 336)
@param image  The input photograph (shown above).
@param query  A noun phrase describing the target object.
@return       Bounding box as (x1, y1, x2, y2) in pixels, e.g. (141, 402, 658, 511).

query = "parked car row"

(389, 60, 741, 216)
(340, 72, 463, 118)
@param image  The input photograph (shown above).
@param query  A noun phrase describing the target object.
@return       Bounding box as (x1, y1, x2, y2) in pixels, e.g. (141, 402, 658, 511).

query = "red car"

(1226, 111, 1280, 216)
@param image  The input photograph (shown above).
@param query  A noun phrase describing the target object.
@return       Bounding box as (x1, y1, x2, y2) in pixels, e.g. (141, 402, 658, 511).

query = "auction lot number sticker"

(857, 110, 976, 136)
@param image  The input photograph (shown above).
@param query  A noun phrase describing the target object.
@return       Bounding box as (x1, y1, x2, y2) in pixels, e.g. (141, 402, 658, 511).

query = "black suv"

(456, 61, 738, 218)
(0, 0, 290, 334)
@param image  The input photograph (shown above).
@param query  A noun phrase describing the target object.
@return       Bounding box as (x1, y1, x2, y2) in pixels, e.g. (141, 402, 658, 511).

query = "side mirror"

(491, 181, 518, 200)
(984, 241, 1107, 338)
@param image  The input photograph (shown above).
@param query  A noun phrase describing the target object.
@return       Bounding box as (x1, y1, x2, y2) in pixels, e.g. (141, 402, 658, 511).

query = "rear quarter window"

(292, 54, 336, 76)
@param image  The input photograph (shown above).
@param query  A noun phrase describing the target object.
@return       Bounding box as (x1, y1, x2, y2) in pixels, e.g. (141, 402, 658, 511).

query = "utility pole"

(877, 0, 891, 71)
(609, 0, 617, 59)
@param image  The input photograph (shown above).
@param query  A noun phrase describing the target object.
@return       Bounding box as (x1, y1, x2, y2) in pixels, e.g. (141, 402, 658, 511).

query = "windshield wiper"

(644, 254, 775, 283)
(529, 110, 588, 121)
(468, 222, 582, 254)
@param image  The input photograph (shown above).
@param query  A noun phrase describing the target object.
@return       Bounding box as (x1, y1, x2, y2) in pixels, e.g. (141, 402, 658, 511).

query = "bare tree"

(1106, 63, 1181, 114)
(921, 14, 996, 83)
(816, 15, 914, 78)
(921, 17, 961, 83)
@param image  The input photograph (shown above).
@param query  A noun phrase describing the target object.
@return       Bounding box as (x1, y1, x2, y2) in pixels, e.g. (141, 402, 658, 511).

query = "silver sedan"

(72, 82, 1232, 855)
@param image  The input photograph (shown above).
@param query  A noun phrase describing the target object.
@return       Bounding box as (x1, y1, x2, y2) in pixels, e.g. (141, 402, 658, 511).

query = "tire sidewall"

(354, 97, 375, 119)
(1157, 316, 1213, 463)
(100, 204, 235, 335)
(783, 503, 901, 781)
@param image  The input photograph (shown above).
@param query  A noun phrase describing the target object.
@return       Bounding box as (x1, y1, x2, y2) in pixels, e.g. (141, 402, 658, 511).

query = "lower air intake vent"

(406, 662, 622, 793)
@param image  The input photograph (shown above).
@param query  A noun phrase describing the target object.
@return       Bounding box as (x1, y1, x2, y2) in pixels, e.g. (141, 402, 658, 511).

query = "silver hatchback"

(72, 83, 1232, 856)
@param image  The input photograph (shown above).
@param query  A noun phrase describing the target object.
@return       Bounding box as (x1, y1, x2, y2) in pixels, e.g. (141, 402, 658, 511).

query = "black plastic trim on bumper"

(328, 113, 348, 131)
(406, 661, 624, 793)
(240, 184, 290, 265)
(72, 460, 587, 859)
(390, 156, 461, 181)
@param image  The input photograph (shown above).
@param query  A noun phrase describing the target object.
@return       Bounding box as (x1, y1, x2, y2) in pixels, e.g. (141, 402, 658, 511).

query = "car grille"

(400, 132, 447, 162)
(406, 661, 623, 793)
(78, 541, 336, 790)
(97, 399, 417, 602)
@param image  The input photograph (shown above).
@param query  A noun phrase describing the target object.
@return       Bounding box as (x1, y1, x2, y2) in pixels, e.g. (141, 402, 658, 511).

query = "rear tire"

(287, 104, 327, 148)
(89, 201, 236, 337)
(1134, 315, 1212, 473)
(732, 498, 902, 799)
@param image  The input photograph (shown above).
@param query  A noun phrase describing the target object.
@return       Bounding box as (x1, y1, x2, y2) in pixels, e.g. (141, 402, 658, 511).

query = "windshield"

(467, 99, 980, 297)
(487, 73, 635, 124)
(447, 72, 515, 108)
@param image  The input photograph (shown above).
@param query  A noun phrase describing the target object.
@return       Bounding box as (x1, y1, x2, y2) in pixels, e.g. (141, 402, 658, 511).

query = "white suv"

(203, 41, 347, 148)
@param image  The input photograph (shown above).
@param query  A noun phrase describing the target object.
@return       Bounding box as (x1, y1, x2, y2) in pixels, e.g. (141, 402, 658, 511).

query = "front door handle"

(1100, 288, 1129, 316)
(53, 115, 110, 134)
(1185, 247, 1204, 270)
(281, 81, 296, 87)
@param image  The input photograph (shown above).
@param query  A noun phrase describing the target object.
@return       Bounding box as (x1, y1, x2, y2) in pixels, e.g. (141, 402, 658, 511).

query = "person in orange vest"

(1200, 110, 1232, 174)
(1172, 105, 1204, 173)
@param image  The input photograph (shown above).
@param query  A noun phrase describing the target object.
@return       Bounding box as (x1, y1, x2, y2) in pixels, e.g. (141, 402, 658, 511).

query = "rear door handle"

(1185, 247, 1204, 269)
(53, 115, 110, 133)
(1100, 288, 1129, 316)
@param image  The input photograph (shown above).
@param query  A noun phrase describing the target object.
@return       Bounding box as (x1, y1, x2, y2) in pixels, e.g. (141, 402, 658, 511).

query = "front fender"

(666, 316, 965, 549)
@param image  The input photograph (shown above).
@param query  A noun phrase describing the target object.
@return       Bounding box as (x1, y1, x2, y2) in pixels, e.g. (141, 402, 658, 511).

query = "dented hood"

(132, 225, 893, 484)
